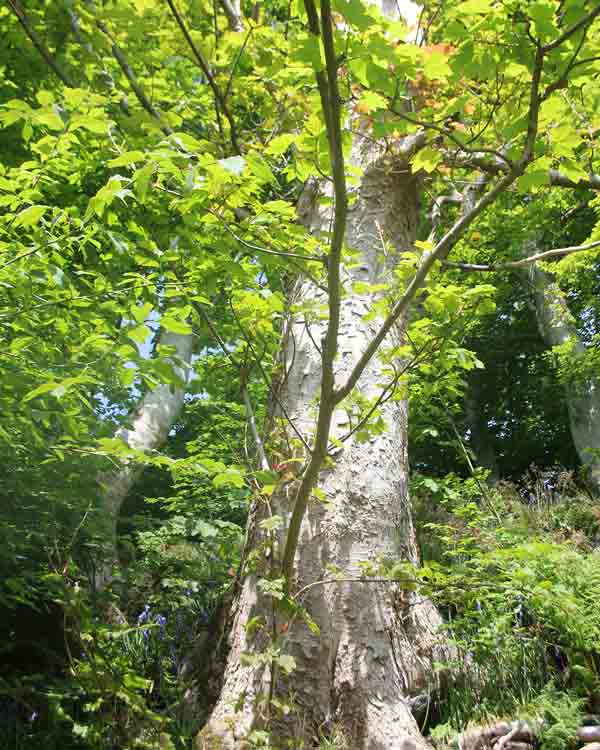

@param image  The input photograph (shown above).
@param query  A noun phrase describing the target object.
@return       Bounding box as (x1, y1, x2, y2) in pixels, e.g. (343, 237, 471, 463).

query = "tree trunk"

(198, 136, 445, 747)
(530, 262, 600, 490)
(95, 330, 194, 588)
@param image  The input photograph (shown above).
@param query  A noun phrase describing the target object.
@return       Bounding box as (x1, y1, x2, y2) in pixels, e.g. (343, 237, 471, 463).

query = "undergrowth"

(411, 468, 600, 742)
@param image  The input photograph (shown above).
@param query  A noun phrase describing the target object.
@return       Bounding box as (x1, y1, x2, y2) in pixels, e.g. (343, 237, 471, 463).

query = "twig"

(443, 239, 600, 272)
(542, 4, 600, 53)
(67, 8, 130, 116)
(165, 0, 239, 152)
(210, 210, 326, 263)
(91, 10, 173, 135)
(192, 300, 271, 471)
(6, 0, 75, 87)
(228, 300, 311, 453)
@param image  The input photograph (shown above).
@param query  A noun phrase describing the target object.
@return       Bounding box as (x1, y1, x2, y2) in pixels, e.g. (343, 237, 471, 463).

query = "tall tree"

(200, 1, 600, 748)
(97, 328, 194, 587)
(531, 259, 600, 490)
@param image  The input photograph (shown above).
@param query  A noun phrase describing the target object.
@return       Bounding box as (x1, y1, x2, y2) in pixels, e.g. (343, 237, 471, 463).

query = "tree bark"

(529, 261, 600, 491)
(198, 133, 445, 747)
(96, 329, 193, 588)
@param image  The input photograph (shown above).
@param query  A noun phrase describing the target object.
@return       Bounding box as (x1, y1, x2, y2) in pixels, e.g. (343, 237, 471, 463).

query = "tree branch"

(443, 239, 600, 272)
(67, 8, 130, 116)
(542, 3, 600, 53)
(209, 210, 326, 263)
(391, 107, 513, 167)
(444, 153, 600, 191)
(280, 0, 347, 588)
(242, 387, 270, 471)
(334, 43, 547, 405)
(192, 301, 270, 471)
(91, 10, 173, 135)
(7, 0, 75, 87)
(227, 300, 311, 453)
(165, 0, 240, 152)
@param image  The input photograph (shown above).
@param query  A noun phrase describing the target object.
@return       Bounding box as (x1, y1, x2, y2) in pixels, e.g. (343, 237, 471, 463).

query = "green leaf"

(135, 163, 155, 200)
(259, 515, 284, 532)
(14, 204, 47, 228)
(422, 51, 452, 80)
(213, 469, 245, 488)
(332, 0, 375, 30)
(412, 147, 442, 174)
(23, 381, 60, 402)
(456, 0, 493, 15)
(192, 520, 218, 538)
(131, 302, 154, 324)
(293, 33, 324, 71)
(517, 169, 550, 190)
(128, 324, 151, 344)
(34, 111, 64, 131)
(529, 2, 556, 40)
(359, 91, 388, 113)
(265, 133, 296, 156)
(71, 116, 109, 134)
(247, 153, 275, 184)
(160, 317, 192, 335)
(277, 654, 296, 675)
(108, 151, 145, 167)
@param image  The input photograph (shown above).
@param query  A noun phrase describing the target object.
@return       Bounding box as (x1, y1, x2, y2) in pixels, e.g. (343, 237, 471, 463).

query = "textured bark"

(530, 262, 600, 491)
(198, 125, 446, 747)
(96, 330, 193, 587)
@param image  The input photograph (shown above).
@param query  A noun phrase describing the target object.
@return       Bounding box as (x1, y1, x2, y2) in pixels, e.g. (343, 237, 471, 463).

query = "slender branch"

(6, 0, 75, 87)
(523, 44, 544, 162)
(332, 338, 442, 448)
(192, 301, 270, 471)
(227, 300, 311, 453)
(542, 25, 587, 100)
(570, 55, 600, 70)
(224, 27, 254, 101)
(280, 0, 347, 588)
(242, 387, 270, 471)
(443, 239, 600, 272)
(165, 0, 240, 153)
(333, 171, 515, 404)
(0, 246, 48, 270)
(549, 169, 600, 190)
(391, 107, 513, 167)
(446, 152, 600, 191)
(209, 210, 326, 262)
(0, 279, 199, 320)
(446, 409, 501, 522)
(67, 9, 130, 116)
(92, 12, 173, 135)
(542, 3, 600, 53)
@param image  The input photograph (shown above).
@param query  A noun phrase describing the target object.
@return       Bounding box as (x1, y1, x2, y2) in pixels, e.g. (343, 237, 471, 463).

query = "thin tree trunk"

(198, 133, 445, 749)
(530, 261, 600, 491)
(96, 330, 193, 588)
